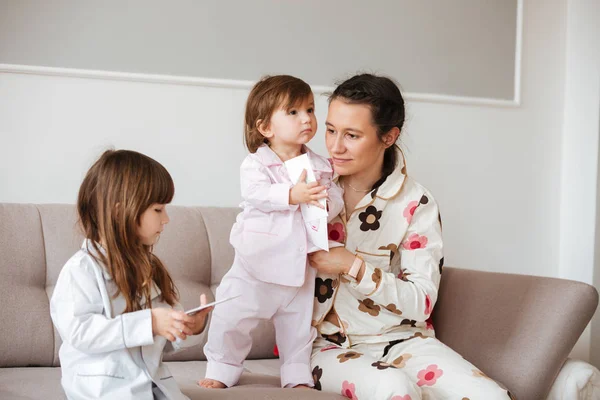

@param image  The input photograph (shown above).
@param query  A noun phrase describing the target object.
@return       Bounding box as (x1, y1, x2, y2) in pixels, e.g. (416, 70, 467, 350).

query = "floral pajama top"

(313, 148, 444, 347)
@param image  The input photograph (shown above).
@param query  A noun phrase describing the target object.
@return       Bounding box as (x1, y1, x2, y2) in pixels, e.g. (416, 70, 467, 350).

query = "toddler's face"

(264, 94, 317, 148)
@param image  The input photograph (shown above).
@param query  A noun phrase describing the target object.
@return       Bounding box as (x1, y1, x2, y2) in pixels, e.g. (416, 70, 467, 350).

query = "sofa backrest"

(0, 203, 276, 367)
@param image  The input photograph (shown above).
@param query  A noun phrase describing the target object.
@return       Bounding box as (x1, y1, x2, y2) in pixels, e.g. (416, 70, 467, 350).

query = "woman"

(308, 74, 512, 399)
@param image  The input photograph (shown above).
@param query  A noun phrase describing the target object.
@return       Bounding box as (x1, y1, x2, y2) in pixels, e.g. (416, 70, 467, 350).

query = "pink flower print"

(425, 317, 434, 330)
(391, 396, 412, 400)
(320, 345, 339, 352)
(402, 233, 428, 250)
(425, 295, 432, 316)
(328, 222, 346, 243)
(273, 345, 279, 357)
(417, 364, 443, 387)
(341, 380, 358, 399)
(403, 201, 419, 224)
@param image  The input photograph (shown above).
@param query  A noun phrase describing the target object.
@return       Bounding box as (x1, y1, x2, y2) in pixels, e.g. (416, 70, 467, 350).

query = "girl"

(200, 75, 344, 389)
(50, 149, 212, 400)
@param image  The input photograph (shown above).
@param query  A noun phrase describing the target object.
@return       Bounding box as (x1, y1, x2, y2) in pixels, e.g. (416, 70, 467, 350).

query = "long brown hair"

(77, 149, 178, 312)
(244, 75, 312, 153)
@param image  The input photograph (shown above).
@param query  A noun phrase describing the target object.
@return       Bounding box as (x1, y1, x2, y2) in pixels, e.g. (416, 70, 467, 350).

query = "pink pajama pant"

(203, 255, 317, 388)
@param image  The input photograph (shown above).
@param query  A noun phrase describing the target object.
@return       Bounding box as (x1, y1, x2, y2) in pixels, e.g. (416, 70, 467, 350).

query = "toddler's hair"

(244, 75, 312, 153)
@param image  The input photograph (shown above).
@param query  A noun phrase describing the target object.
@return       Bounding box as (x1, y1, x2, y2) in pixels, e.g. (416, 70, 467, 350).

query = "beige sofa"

(0, 203, 598, 400)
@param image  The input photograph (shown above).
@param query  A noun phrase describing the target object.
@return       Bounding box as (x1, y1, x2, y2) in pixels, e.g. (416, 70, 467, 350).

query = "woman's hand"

(151, 307, 194, 342)
(308, 247, 356, 275)
(185, 294, 213, 335)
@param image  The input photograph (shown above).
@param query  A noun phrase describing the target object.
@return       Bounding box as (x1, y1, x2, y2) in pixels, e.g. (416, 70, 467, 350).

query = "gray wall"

(0, 0, 518, 99)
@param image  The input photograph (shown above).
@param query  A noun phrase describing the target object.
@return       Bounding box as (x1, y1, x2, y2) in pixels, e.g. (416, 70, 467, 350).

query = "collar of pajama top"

(254, 144, 332, 173)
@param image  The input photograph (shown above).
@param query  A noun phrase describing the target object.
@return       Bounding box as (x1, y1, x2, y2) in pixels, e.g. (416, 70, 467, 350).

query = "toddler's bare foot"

(198, 378, 226, 389)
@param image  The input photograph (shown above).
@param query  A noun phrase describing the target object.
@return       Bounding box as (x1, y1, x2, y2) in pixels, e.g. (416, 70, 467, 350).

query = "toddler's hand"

(151, 307, 194, 342)
(289, 169, 327, 208)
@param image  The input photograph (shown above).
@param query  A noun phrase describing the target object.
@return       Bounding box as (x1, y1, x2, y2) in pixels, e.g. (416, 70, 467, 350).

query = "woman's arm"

(309, 193, 443, 322)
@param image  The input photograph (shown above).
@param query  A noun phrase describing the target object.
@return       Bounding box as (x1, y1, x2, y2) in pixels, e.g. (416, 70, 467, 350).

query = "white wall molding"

(0, 57, 522, 108)
(513, 0, 524, 106)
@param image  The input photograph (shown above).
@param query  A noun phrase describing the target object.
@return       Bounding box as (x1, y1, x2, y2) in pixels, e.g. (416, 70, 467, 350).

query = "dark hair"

(244, 75, 313, 153)
(329, 73, 405, 190)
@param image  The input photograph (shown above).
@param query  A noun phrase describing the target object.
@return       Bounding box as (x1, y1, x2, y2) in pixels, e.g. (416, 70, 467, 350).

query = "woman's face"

(325, 99, 388, 177)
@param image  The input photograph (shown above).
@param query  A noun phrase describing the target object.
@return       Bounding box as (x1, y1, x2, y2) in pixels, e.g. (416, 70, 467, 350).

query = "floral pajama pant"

(311, 334, 514, 400)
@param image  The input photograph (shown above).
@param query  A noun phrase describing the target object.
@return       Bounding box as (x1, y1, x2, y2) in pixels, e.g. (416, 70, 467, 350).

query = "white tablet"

(184, 294, 241, 315)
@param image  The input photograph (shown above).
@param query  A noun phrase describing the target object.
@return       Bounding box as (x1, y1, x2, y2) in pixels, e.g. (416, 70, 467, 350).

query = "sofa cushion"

(37, 204, 86, 367)
(0, 204, 54, 368)
(0, 363, 345, 400)
(169, 361, 344, 399)
(153, 206, 212, 362)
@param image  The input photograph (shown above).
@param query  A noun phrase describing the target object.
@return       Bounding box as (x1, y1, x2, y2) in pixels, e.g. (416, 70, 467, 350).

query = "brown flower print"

(312, 366, 323, 391)
(358, 298, 381, 316)
(385, 303, 403, 315)
(358, 206, 382, 231)
(372, 268, 382, 287)
(400, 319, 417, 327)
(323, 332, 346, 346)
(412, 332, 427, 339)
(383, 338, 407, 357)
(337, 351, 363, 363)
(472, 369, 491, 379)
(391, 353, 412, 368)
(371, 361, 396, 370)
(315, 277, 336, 303)
(379, 243, 399, 264)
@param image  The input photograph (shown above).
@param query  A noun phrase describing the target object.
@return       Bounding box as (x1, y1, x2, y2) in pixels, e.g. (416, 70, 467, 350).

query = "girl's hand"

(151, 307, 194, 342)
(185, 294, 213, 335)
(308, 247, 356, 275)
(289, 169, 327, 208)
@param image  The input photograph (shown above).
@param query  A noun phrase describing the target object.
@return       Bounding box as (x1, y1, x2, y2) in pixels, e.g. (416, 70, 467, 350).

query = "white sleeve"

(50, 256, 154, 354)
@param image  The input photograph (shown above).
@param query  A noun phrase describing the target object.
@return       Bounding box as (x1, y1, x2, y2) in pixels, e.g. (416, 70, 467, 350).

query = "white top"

(50, 239, 201, 400)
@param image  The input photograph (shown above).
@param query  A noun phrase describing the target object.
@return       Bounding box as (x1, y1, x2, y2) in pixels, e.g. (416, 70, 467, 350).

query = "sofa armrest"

(431, 267, 598, 400)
